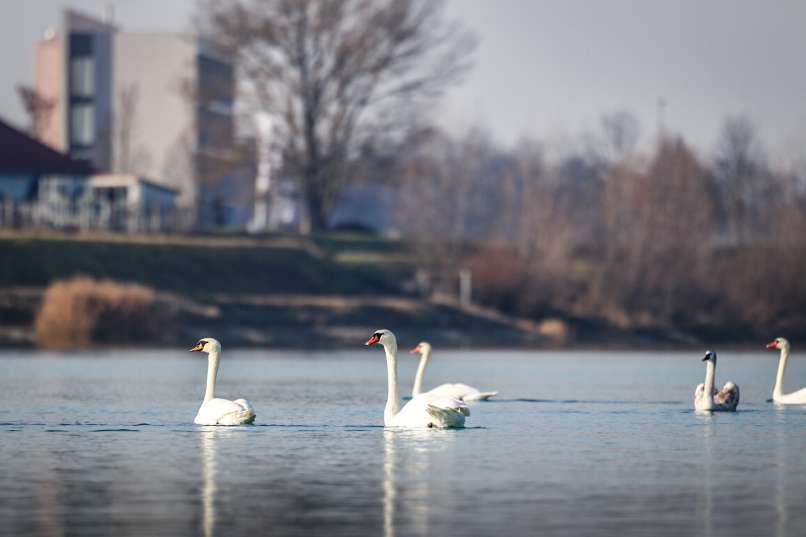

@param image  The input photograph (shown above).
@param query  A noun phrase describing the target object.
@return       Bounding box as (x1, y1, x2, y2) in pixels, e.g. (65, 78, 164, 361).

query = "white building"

(83, 173, 180, 231)
(33, 9, 239, 226)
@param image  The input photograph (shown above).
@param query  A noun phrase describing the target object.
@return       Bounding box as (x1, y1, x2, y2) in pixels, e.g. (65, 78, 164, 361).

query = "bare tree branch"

(16, 84, 55, 140)
(197, 0, 476, 230)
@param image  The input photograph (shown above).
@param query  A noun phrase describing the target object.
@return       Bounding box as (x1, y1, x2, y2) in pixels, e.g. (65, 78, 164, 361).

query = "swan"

(766, 337, 806, 404)
(694, 350, 739, 412)
(410, 342, 497, 402)
(365, 329, 469, 428)
(191, 338, 256, 425)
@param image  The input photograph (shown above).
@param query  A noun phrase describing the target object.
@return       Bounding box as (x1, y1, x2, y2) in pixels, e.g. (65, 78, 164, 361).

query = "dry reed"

(34, 276, 170, 349)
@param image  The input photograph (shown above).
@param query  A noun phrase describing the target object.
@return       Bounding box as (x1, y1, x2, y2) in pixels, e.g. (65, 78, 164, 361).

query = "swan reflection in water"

(697, 415, 715, 537)
(698, 411, 790, 537)
(384, 431, 397, 537)
(199, 427, 234, 537)
(383, 429, 457, 537)
(774, 408, 789, 537)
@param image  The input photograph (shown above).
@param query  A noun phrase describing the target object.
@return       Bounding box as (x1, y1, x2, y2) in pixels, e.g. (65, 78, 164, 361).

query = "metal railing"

(0, 199, 197, 234)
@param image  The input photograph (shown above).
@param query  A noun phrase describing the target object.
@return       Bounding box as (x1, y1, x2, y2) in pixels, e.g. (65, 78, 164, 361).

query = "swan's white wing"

(714, 382, 739, 411)
(232, 398, 255, 415)
(693, 383, 707, 407)
(459, 388, 498, 401)
(426, 383, 497, 402)
(195, 398, 256, 425)
(426, 384, 471, 400)
(425, 404, 467, 428)
(775, 386, 806, 405)
(390, 394, 468, 428)
(466, 391, 498, 401)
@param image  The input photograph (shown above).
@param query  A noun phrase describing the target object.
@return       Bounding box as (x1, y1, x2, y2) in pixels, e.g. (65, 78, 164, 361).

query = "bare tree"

(396, 128, 483, 289)
(713, 116, 770, 244)
(197, 0, 475, 231)
(596, 136, 716, 326)
(16, 84, 55, 140)
(600, 110, 639, 163)
(114, 84, 141, 174)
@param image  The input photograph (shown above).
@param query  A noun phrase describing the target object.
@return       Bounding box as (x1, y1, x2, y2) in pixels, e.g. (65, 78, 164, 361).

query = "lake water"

(1, 349, 805, 537)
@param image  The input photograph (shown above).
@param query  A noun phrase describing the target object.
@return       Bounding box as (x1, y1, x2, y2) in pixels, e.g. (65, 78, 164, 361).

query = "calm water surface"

(1, 349, 805, 537)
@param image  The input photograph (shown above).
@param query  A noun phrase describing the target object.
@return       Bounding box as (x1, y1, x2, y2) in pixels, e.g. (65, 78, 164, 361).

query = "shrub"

(34, 277, 171, 349)
(464, 243, 529, 312)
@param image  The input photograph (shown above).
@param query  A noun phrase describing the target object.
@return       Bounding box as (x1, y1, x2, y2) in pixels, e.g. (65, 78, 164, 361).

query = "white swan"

(766, 337, 806, 404)
(410, 342, 497, 402)
(694, 350, 739, 412)
(365, 329, 469, 428)
(191, 338, 256, 425)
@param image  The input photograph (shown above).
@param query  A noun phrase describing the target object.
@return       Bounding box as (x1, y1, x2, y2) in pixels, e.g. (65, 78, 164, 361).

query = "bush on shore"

(34, 277, 171, 349)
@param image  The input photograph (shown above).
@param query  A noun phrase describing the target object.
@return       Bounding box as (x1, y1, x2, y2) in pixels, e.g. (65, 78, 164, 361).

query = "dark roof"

(0, 117, 93, 175)
(139, 178, 179, 195)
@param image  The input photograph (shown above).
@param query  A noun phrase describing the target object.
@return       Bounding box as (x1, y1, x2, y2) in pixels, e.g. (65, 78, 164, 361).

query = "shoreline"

(0, 231, 796, 351)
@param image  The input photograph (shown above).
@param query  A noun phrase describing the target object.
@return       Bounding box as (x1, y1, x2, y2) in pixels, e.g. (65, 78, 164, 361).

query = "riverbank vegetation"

(34, 277, 170, 349)
(395, 117, 806, 343)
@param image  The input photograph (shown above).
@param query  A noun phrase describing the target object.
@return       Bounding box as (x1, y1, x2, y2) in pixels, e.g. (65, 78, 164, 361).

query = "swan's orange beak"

(190, 342, 204, 352)
(766, 341, 778, 349)
(409, 345, 420, 354)
(365, 334, 380, 346)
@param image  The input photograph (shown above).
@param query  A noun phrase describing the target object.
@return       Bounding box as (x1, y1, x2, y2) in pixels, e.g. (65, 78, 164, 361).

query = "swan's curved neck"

(703, 360, 716, 404)
(204, 351, 220, 402)
(774, 346, 790, 397)
(383, 342, 400, 425)
(412, 350, 430, 398)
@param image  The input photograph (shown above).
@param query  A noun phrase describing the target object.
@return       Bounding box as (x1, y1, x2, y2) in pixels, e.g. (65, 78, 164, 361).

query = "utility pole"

(459, 268, 472, 309)
(248, 113, 280, 233)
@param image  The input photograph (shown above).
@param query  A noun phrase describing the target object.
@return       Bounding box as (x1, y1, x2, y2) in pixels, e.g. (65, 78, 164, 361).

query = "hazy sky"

(2, 0, 805, 159)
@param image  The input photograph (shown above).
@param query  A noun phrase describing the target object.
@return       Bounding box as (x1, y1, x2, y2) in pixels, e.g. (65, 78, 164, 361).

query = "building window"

(70, 57, 95, 97)
(71, 104, 95, 145)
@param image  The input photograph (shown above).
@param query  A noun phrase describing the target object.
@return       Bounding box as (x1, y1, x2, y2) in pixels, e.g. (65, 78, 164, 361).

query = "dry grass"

(34, 277, 171, 349)
(537, 318, 572, 343)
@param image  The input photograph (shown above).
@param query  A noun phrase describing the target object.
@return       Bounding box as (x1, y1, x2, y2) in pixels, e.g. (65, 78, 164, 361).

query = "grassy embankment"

(0, 230, 546, 348)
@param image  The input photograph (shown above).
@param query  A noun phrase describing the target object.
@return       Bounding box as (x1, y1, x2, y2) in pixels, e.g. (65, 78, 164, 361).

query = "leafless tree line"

(197, 0, 475, 231)
(395, 115, 806, 341)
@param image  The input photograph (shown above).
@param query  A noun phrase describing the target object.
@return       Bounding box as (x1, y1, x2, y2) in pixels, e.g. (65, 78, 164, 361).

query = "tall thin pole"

(248, 113, 275, 233)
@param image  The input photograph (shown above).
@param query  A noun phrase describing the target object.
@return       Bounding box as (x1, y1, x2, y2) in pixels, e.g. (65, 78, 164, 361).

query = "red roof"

(0, 117, 93, 175)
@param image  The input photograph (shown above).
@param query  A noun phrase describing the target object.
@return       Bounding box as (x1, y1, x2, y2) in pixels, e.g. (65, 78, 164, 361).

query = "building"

(34, 10, 114, 171)
(111, 33, 236, 211)
(83, 174, 180, 232)
(0, 116, 92, 227)
(0, 116, 180, 231)
(33, 9, 238, 224)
